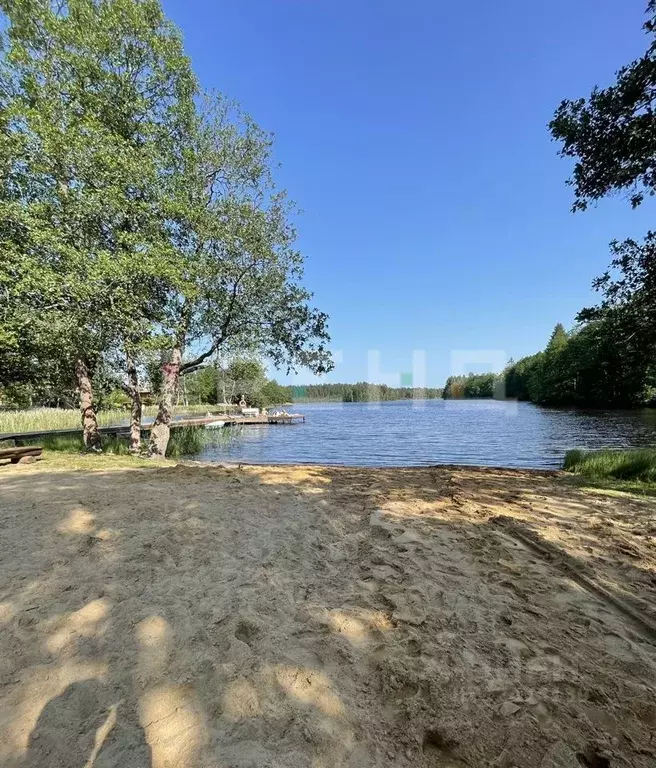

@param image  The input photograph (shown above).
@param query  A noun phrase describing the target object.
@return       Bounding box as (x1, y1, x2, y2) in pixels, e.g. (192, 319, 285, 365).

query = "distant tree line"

(503, 319, 656, 407)
(289, 383, 443, 403)
(180, 378, 444, 404)
(442, 374, 503, 401)
(443, 320, 656, 407)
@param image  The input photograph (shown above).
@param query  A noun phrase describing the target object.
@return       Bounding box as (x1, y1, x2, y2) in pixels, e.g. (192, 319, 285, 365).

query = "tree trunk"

(148, 346, 181, 458)
(75, 357, 102, 452)
(221, 374, 228, 406)
(125, 352, 142, 454)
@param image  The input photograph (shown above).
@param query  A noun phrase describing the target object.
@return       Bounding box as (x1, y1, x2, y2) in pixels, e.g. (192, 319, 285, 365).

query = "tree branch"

(180, 344, 218, 374)
(179, 261, 257, 374)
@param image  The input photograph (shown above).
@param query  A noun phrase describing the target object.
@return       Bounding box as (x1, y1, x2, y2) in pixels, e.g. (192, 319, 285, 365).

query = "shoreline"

(178, 458, 565, 474)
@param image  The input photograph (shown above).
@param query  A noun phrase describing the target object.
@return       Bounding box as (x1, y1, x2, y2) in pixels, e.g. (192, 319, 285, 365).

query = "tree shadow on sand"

(0, 461, 655, 767)
(21, 680, 151, 768)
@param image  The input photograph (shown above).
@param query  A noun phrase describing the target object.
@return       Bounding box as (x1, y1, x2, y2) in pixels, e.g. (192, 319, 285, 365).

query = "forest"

(443, 318, 656, 407)
(289, 382, 443, 403)
(179, 373, 442, 405)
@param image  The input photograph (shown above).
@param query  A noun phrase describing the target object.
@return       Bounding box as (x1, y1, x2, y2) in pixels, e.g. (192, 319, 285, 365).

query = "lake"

(195, 399, 656, 469)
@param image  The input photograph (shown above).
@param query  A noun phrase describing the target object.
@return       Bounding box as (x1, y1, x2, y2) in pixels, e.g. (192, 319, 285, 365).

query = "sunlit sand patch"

(252, 466, 331, 488)
(302, 485, 327, 495)
(84, 703, 117, 768)
(136, 615, 173, 680)
(326, 608, 392, 648)
(57, 507, 95, 535)
(303, 604, 393, 648)
(0, 601, 15, 624)
(93, 528, 115, 541)
(45, 598, 110, 654)
(139, 684, 208, 768)
(222, 677, 261, 719)
(328, 611, 370, 646)
(273, 665, 345, 718)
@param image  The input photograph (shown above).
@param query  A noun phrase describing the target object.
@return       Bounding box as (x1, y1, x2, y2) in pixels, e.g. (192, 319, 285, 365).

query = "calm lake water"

(196, 399, 656, 469)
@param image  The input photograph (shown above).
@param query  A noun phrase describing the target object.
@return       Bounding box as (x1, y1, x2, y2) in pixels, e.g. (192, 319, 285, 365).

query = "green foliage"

(183, 358, 268, 406)
(180, 375, 444, 405)
(443, 315, 656, 408)
(184, 367, 221, 405)
(161, 92, 333, 382)
(546, 323, 568, 353)
(144, 354, 164, 399)
(0, 406, 124, 432)
(564, 448, 656, 483)
(341, 383, 382, 403)
(528, 324, 576, 405)
(547, 4, 656, 411)
(285, 383, 442, 403)
(0, 403, 229, 435)
(550, 2, 656, 211)
(103, 390, 132, 410)
(18, 433, 131, 454)
(225, 360, 267, 400)
(500, 317, 655, 407)
(254, 380, 290, 408)
(577, 233, 656, 390)
(0, 0, 197, 392)
(504, 354, 543, 401)
(340, 383, 442, 402)
(442, 373, 502, 400)
(165, 425, 239, 458)
(0, 1, 332, 456)
(10, 423, 237, 458)
(164, 426, 209, 458)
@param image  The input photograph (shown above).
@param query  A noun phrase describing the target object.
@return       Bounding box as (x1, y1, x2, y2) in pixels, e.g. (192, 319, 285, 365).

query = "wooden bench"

(0, 446, 43, 464)
(241, 407, 260, 417)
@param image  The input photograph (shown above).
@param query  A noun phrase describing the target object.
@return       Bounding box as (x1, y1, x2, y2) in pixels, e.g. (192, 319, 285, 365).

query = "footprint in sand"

(393, 529, 424, 549)
(370, 564, 399, 582)
(602, 631, 639, 661)
(384, 588, 428, 626)
(421, 729, 467, 767)
(234, 618, 262, 650)
(369, 510, 402, 537)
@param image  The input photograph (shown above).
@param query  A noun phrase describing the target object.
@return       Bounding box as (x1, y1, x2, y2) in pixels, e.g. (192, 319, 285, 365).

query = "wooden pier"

(0, 413, 305, 445)
(164, 414, 306, 428)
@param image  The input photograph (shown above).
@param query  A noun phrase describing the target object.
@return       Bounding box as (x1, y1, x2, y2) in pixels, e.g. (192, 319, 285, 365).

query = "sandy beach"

(0, 460, 655, 767)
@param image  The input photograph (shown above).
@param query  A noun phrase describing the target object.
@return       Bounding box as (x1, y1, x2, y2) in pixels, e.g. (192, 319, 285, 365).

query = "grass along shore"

(0, 405, 243, 459)
(10, 425, 240, 459)
(0, 404, 236, 435)
(564, 447, 656, 496)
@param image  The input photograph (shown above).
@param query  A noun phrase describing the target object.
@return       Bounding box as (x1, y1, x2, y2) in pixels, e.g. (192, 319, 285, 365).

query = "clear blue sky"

(163, 0, 654, 387)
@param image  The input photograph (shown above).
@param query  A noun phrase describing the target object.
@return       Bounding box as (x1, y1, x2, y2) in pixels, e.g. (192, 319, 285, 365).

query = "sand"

(0, 461, 655, 767)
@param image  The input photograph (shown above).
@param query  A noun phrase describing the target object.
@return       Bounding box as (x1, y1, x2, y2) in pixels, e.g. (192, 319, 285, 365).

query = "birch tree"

(148, 95, 332, 456)
(0, 0, 196, 448)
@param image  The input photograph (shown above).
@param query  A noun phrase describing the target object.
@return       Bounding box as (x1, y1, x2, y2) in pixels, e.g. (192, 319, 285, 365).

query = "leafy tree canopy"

(0, 0, 197, 388)
(550, 2, 656, 210)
